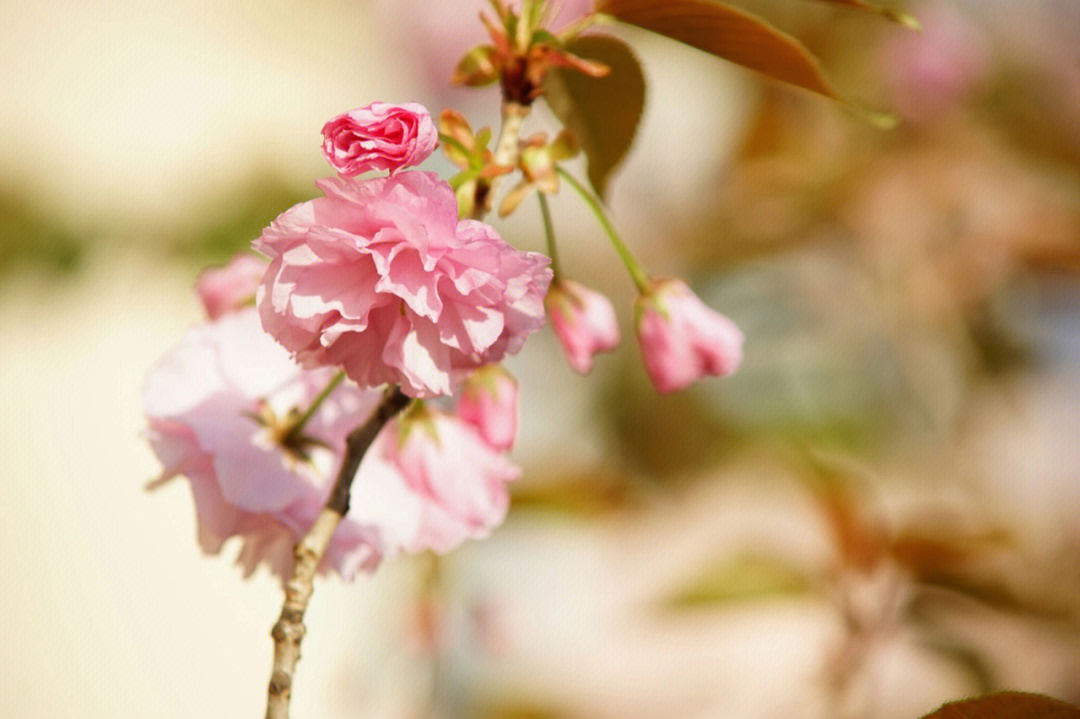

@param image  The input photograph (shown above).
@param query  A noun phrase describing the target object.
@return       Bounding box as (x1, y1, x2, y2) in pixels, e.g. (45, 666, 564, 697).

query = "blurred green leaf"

(544, 34, 645, 198)
(177, 176, 306, 265)
(661, 555, 811, 609)
(0, 193, 83, 276)
(803, 0, 920, 28)
(921, 693, 1080, 719)
(597, 0, 840, 99)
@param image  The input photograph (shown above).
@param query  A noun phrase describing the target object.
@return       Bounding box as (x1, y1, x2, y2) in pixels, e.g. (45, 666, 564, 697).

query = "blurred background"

(3, 1, 1080, 717)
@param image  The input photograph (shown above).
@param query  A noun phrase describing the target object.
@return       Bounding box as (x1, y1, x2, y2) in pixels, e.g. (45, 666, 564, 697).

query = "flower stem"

(265, 386, 410, 719)
(556, 168, 651, 293)
(537, 192, 561, 279)
(287, 371, 345, 440)
(471, 101, 530, 220)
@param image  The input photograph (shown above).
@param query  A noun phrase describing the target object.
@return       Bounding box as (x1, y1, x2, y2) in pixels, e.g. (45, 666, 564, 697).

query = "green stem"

(288, 371, 346, 439)
(557, 168, 651, 293)
(437, 133, 473, 161)
(537, 192, 561, 280)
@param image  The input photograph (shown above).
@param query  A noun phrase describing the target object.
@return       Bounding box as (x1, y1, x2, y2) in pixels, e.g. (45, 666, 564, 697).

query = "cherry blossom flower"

(545, 279, 620, 374)
(356, 403, 521, 555)
(142, 309, 393, 579)
(456, 364, 518, 451)
(194, 253, 266, 320)
(634, 278, 744, 394)
(254, 170, 552, 398)
(321, 103, 439, 177)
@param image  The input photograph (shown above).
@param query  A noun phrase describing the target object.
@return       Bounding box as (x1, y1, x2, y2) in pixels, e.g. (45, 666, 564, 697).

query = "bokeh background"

(3, 1, 1080, 717)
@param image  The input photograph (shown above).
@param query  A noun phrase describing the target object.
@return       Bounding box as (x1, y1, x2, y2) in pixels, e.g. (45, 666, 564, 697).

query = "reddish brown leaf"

(921, 693, 1080, 719)
(596, 0, 840, 99)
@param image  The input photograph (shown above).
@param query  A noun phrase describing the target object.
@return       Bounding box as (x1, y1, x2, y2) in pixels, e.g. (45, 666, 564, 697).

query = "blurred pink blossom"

(545, 279, 620, 374)
(878, 2, 992, 121)
(456, 364, 518, 451)
(321, 102, 438, 177)
(359, 405, 521, 554)
(634, 279, 744, 394)
(142, 309, 390, 579)
(254, 171, 551, 398)
(194, 253, 266, 320)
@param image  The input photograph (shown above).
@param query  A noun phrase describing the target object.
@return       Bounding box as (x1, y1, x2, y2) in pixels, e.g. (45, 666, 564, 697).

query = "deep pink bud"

(634, 279, 743, 394)
(545, 279, 620, 374)
(194, 253, 266, 320)
(321, 102, 439, 176)
(456, 365, 518, 451)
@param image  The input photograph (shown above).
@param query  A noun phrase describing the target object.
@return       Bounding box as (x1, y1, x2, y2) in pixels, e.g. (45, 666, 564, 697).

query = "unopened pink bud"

(194, 253, 266, 320)
(634, 279, 743, 394)
(457, 365, 518, 451)
(545, 279, 620, 374)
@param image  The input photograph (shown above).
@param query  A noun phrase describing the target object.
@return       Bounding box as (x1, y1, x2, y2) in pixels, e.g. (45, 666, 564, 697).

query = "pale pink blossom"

(356, 406, 520, 554)
(254, 171, 552, 398)
(321, 103, 438, 177)
(456, 364, 518, 451)
(877, 3, 992, 122)
(545, 279, 620, 374)
(634, 278, 744, 394)
(142, 309, 391, 579)
(194, 253, 267, 320)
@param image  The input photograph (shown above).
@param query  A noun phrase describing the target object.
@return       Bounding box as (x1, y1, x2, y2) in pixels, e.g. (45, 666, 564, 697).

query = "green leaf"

(544, 34, 645, 198)
(921, 693, 1080, 719)
(597, 0, 840, 99)
(660, 555, 811, 609)
(803, 0, 921, 29)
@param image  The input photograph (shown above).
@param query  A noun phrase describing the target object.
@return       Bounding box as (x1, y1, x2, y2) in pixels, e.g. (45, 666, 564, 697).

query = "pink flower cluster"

(143, 304, 524, 578)
(255, 171, 552, 398)
(143, 101, 555, 578)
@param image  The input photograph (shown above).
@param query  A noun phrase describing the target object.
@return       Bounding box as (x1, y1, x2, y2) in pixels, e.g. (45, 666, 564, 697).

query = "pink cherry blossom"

(254, 171, 552, 398)
(355, 405, 520, 555)
(634, 278, 744, 394)
(456, 364, 518, 451)
(142, 309, 391, 579)
(545, 279, 620, 374)
(194, 253, 267, 320)
(321, 103, 439, 177)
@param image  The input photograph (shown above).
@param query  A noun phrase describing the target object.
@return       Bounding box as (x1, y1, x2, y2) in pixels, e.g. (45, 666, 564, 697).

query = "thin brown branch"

(265, 386, 410, 719)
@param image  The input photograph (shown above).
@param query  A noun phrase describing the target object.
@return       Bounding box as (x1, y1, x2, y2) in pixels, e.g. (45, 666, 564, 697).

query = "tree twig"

(265, 386, 410, 719)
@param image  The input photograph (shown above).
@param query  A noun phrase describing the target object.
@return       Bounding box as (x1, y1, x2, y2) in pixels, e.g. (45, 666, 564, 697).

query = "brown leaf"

(921, 693, 1080, 719)
(544, 34, 645, 198)
(596, 0, 840, 99)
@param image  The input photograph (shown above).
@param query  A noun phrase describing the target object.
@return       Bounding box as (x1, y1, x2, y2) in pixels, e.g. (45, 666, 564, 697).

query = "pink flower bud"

(194, 253, 266, 320)
(634, 279, 743, 394)
(321, 102, 439, 177)
(544, 279, 620, 374)
(456, 365, 518, 451)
